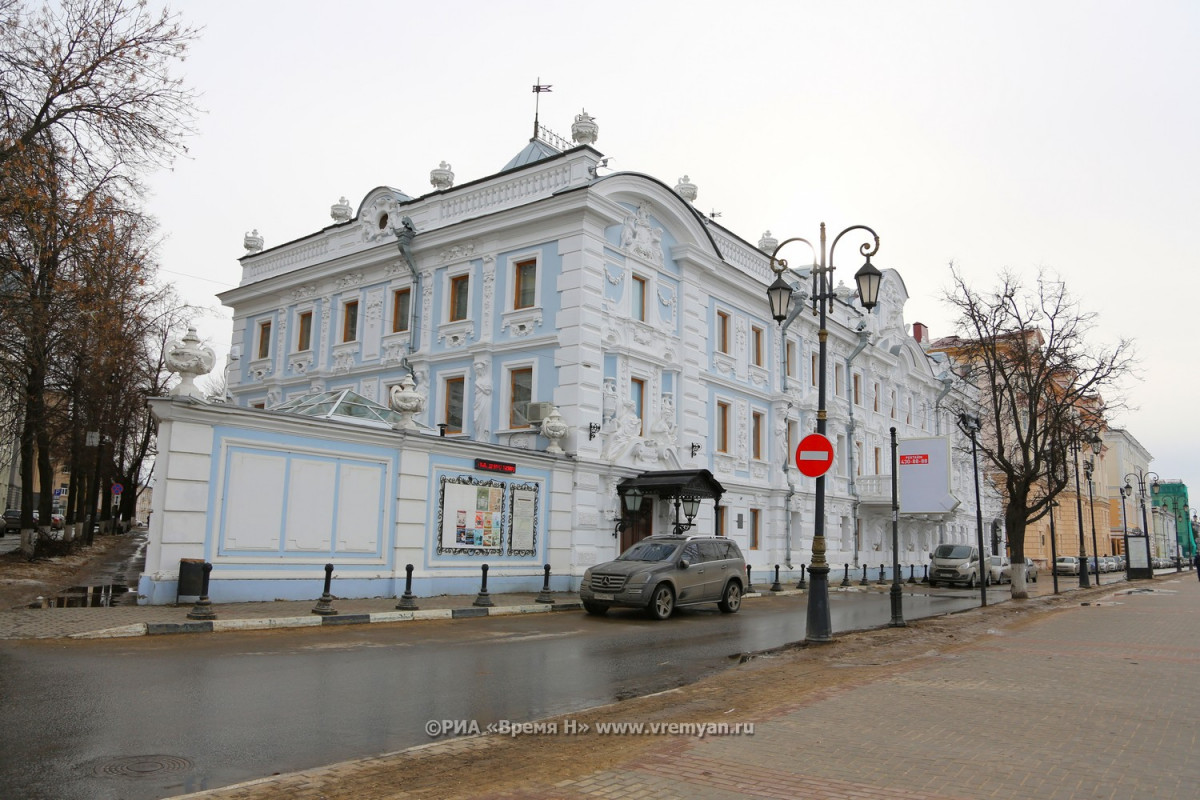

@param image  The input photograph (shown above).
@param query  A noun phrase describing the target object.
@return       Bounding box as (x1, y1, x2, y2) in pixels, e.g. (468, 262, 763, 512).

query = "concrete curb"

(67, 600, 586, 639)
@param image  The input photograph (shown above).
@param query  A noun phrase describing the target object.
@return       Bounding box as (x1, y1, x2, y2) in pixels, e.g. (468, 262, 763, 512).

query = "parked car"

(928, 544, 981, 588)
(579, 535, 747, 619)
(1023, 558, 1039, 582)
(1102, 556, 1117, 573)
(986, 555, 1012, 585)
(1054, 556, 1079, 575)
(3, 508, 38, 534)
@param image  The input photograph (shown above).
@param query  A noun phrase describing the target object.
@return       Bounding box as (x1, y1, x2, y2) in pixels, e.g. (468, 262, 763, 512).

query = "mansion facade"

(140, 113, 1003, 602)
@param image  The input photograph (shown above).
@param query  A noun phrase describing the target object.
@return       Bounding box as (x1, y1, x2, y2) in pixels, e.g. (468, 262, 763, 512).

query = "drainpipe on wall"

(393, 217, 421, 375)
(779, 277, 809, 569)
(845, 323, 871, 569)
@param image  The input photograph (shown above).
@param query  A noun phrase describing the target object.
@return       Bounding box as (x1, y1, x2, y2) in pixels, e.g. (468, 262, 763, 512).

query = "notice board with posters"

(897, 436, 961, 514)
(435, 473, 540, 558)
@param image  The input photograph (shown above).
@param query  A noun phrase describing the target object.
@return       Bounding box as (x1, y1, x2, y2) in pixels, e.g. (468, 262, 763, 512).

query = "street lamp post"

(957, 412, 989, 607)
(768, 222, 882, 644)
(889, 427, 905, 627)
(1048, 500, 1061, 594)
(1120, 485, 1131, 579)
(1070, 436, 1091, 589)
(1084, 457, 1100, 585)
(1125, 468, 1158, 578)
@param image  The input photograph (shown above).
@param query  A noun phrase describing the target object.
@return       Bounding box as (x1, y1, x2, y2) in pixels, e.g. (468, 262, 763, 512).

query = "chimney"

(913, 322, 928, 344)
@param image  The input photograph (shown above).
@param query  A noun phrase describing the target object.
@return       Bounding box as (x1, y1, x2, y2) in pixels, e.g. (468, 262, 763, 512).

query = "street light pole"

(1070, 436, 1091, 589)
(1084, 458, 1100, 585)
(958, 412, 988, 608)
(768, 222, 882, 644)
(1126, 468, 1159, 575)
(889, 427, 905, 627)
(1120, 486, 1131, 579)
(1049, 500, 1060, 594)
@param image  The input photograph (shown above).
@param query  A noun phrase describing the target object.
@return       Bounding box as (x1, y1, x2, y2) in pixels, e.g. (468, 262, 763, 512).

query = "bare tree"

(939, 266, 1133, 598)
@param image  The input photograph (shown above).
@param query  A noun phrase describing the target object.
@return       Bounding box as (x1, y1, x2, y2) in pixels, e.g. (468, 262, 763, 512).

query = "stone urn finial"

(165, 327, 216, 400)
(243, 229, 264, 254)
(540, 406, 569, 454)
(759, 230, 779, 254)
(430, 161, 454, 190)
(330, 197, 352, 223)
(674, 175, 697, 204)
(388, 373, 425, 430)
(572, 109, 599, 145)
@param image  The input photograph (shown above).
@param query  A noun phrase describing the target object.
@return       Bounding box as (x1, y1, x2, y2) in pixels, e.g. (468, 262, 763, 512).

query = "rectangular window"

(514, 259, 536, 310)
(874, 446, 882, 474)
(752, 411, 764, 460)
(853, 374, 862, 406)
(257, 320, 272, 359)
(450, 274, 470, 322)
(749, 509, 760, 550)
(786, 340, 797, 378)
(632, 275, 646, 321)
(631, 378, 645, 436)
(787, 420, 797, 457)
(715, 505, 726, 537)
(509, 367, 533, 429)
(342, 301, 358, 342)
(444, 377, 464, 433)
(717, 401, 730, 453)
(835, 363, 845, 397)
(751, 326, 764, 367)
(717, 310, 730, 354)
(873, 382, 880, 413)
(296, 311, 312, 352)
(392, 288, 411, 333)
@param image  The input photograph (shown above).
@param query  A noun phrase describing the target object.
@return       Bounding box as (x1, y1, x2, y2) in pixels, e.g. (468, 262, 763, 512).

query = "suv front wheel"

(583, 601, 609, 616)
(646, 584, 675, 620)
(718, 581, 742, 613)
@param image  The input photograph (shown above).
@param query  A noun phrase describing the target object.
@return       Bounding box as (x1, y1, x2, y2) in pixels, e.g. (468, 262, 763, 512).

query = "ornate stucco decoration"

(382, 340, 408, 366)
(540, 407, 569, 454)
(335, 272, 364, 290)
(438, 321, 474, 349)
(165, 327, 215, 400)
(502, 309, 543, 338)
(388, 374, 424, 430)
(674, 175, 697, 204)
(571, 109, 599, 145)
(288, 356, 314, 375)
(359, 191, 412, 243)
(243, 229, 264, 255)
(289, 284, 318, 300)
(603, 264, 624, 285)
(619, 203, 663, 265)
(430, 161, 454, 190)
(330, 197, 352, 223)
(331, 347, 356, 375)
(439, 243, 477, 263)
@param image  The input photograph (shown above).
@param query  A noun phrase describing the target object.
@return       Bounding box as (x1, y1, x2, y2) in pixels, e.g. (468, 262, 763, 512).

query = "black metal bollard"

(536, 563, 555, 604)
(187, 562, 217, 621)
(745, 565, 754, 593)
(396, 563, 419, 610)
(797, 563, 808, 590)
(907, 564, 917, 584)
(840, 563, 850, 587)
(860, 564, 870, 586)
(922, 564, 930, 584)
(878, 563, 887, 584)
(311, 563, 337, 615)
(473, 563, 494, 607)
(771, 564, 783, 592)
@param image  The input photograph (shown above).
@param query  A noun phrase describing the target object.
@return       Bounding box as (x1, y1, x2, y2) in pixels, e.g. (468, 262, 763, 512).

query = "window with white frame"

(295, 310, 312, 352)
(341, 301, 358, 343)
(752, 410, 764, 460)
(717, 400, 731, 453)
(513, 257, 537, 310)
(443, 375, 465, 433)
(392, 288, 411, 333)
(449, 273, 470, 322)
(507, 365, 534, 429)
(632, 274, 647, 321)
(257, 319, 272, 359)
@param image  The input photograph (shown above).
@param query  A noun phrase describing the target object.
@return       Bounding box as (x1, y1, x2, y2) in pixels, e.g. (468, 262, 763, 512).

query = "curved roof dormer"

(355, 186, 415, 244)
(590, 171, 725, 266)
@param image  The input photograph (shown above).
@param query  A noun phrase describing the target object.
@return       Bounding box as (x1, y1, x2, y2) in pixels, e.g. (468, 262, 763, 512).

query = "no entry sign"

(795, 433, 835, 478)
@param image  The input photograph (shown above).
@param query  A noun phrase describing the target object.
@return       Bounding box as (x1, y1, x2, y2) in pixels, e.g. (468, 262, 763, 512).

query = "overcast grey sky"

(147, 0, 1200, 503)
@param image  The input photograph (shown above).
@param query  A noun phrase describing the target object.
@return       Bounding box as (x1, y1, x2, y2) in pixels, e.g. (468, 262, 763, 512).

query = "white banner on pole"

(897, 436, 961, 514)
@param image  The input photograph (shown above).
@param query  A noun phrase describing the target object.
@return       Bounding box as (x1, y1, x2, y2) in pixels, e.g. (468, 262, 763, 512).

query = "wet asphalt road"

(0, 588, 985, 800)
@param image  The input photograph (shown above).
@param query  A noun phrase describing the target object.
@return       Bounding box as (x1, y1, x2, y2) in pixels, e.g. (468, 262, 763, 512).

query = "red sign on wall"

(899, 454, 929, 466)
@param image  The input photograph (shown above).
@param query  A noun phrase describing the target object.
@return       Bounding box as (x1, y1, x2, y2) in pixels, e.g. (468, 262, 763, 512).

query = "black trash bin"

(177, 558, 206, 604)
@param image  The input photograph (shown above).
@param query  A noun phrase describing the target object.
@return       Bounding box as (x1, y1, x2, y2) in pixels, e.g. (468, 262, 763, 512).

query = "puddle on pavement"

(32, 584, 135, 608)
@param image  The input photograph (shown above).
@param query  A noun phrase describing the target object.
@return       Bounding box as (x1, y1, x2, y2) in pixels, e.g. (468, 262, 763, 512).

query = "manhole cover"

(92, 755, 194, 778)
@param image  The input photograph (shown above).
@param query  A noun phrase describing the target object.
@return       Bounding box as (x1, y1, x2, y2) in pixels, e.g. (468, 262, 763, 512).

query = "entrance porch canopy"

(617, 469, 725, 507)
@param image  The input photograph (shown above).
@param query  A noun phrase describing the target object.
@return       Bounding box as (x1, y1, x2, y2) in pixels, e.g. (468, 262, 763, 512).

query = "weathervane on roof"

(532, 79, 552, 140)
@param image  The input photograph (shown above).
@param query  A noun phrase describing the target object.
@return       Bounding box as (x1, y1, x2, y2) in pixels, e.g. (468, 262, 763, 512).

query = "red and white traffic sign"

(795, 433, 835, 478)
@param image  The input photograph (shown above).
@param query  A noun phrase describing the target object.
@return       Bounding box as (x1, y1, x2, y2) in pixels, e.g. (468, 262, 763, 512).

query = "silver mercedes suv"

(579, 535, 747, 620)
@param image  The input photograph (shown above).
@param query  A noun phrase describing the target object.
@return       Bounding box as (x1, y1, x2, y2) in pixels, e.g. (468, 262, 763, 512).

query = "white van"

(929, 544, 981, 588)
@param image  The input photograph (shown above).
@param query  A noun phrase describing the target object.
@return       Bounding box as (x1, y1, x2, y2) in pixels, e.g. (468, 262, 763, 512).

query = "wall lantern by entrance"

(613, 487, 644, 538)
